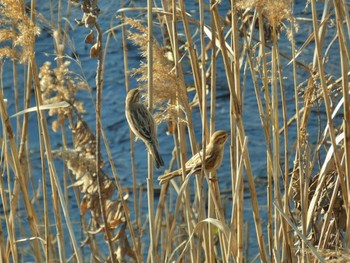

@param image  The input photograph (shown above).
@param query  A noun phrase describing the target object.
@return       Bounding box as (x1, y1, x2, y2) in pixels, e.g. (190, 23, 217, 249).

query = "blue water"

(0, 0, 343, 261)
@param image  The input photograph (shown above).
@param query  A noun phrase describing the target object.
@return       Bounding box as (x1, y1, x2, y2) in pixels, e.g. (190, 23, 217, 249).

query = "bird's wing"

(185, 150, 203, 170)
(130, 104, 155, 143)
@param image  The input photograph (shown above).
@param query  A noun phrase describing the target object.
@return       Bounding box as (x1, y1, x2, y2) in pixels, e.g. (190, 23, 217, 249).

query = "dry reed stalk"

(197, 1, 217, 262)
(146, 0, 157, 262)
(119, 0, 142, 256)
(93, 17, 118, 263)
(229, 3, 244, 262)
(0, 71, 17, 263)
(272, 23, 292, 263)
(289, 12, 300, 263)
(275, 30, 292, 263)
(209, 4, 229, 261)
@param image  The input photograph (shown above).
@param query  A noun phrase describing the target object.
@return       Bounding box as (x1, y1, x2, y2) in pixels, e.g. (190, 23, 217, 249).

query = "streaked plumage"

(125, 88, 164, 168)
(158, 130, 228, 184)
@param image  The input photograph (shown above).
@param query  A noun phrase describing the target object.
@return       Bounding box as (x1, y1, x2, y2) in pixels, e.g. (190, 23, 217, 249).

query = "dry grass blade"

(275, 203, 325, 262)
(176, 218, 230, 263)
(10, 101, 70, 118)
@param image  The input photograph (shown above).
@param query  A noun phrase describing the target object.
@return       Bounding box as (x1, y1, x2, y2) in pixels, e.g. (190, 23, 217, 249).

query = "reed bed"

(0, 0, 349, 262)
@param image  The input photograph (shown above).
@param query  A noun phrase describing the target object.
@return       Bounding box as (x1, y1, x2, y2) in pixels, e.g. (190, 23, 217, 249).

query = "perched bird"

(158, 130, 228, 184)
(125, 88, 164, 168)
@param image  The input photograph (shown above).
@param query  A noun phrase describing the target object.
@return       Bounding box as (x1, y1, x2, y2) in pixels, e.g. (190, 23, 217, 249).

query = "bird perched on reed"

(125, 88, 164, 168)
(158, 130, 228, 184)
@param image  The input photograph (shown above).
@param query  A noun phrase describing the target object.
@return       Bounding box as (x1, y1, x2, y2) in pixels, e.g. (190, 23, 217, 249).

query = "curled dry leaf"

(105, 199, 126, 229)
(85, 30, 95, 45)
(90, 43, 100, 58)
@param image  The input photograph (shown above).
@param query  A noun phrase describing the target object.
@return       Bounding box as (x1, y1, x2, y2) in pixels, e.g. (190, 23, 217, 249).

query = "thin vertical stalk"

(230, 3, 244, 262)
(198, 1, 213, 262)
(120, 0, 141, 256)
(288, 11, 299, 263)
(146, 0, 156, 262)
(35, 97, 51, 262)
(178, 31, 196, 263)
(210, 1, 217, 135)
(311, 0, 331, 67)
(273, 25, 292, 261)
(0, 65, 18, 263)
(93, 21, 116, 262)
(256, 10, 273, 260)
(271, 25, 281, 262)
(209, 0, 225, 261)
(0, 183, 7, 263)
(12, 61, 20, 139)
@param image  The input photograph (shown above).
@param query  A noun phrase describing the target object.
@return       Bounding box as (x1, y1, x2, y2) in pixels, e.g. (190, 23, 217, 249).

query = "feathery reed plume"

(158, 130, 228, 184)
(125, 17, 188, 127)
(125, 88, 164, 168)
(236, 0, 292, 26)
(39, 61, 87, 131)
(0, 0, 40, 62)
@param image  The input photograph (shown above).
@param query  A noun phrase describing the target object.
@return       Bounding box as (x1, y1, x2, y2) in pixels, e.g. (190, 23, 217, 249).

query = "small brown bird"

(158, 130, 228, 184)
(125, 88, 164, 168)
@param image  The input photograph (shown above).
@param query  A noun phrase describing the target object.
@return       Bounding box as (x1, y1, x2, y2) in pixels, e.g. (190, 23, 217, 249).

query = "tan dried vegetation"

(0, 0, 349, 262)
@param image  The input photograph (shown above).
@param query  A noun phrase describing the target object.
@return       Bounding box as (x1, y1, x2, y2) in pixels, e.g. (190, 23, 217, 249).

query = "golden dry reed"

(0, 0, 349, 262)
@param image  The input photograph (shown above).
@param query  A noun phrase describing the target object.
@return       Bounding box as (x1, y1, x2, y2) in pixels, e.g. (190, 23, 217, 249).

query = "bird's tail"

(157, 169, 181, 185)
(148, 143, 164, 169)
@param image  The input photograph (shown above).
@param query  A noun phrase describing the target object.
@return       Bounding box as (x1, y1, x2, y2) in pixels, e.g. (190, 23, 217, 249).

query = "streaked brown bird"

(125, 88, 164, 168)
(158, 130, 228, 184)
